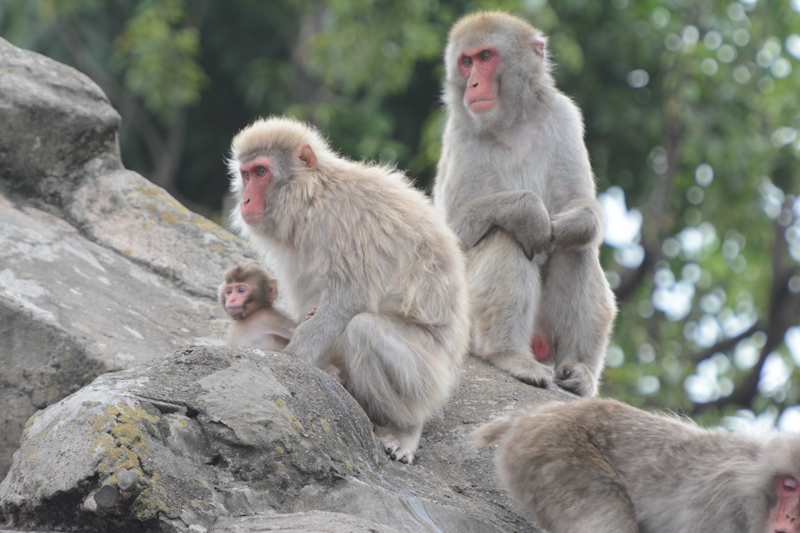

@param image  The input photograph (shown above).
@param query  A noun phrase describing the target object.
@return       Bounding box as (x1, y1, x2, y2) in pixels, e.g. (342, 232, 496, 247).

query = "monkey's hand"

(550, 198, 604, 250)
(555, 363, 598, 397)
(453, 191, 552, 259)
(283, 299, 355, 366)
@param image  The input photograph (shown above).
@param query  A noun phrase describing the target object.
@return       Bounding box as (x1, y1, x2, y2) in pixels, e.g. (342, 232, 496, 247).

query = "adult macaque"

(227, 117, 470, 464)
(472, 398, 800, 533)
(433, 11, 616, 396)
(219, 264, 296, 350)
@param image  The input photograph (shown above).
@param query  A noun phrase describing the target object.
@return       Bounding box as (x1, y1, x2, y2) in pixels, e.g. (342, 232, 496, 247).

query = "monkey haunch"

(473, 398, 800, 533)
(433, 11, 617, 396)
(227, 117, 470, 464)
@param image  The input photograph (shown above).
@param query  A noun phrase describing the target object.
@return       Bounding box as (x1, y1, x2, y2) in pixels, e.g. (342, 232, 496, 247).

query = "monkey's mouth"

(467, 98, 497, 114)
(241, 212, 267, 225)
(227, 306, 245, 320)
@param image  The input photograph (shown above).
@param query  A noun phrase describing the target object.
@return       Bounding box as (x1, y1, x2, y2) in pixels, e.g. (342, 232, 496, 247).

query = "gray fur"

(434, 11, 616, 396)
(472, 398, 800, 533)
(228, 117, 470, 464)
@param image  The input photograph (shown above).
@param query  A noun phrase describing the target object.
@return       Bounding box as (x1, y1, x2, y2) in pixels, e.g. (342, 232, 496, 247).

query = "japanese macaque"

(227, 117, 470, 464)
(219, 264, 296, 350)
(472, 398, 800, 533)
(433, 11, 616, 396)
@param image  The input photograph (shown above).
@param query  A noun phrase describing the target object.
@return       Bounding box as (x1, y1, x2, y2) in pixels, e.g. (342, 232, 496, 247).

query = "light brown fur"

(472, 398, 800, 533)
(433, 11, 616, 396)
(227, 117, 470, 463)
(219, 264, 297, 351)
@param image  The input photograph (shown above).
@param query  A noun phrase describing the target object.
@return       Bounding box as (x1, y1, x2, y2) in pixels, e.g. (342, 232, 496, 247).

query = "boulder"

(0, 37, 571, 532)
(0, 37, 256, 479)
(0, 345, 568, 532)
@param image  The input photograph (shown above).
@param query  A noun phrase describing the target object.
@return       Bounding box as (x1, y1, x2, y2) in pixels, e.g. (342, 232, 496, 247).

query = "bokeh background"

(2, 0, 799, 429)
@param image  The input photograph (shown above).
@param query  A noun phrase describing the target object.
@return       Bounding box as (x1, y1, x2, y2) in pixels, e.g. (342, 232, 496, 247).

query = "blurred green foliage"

(1, 0, 799, 428)
(113, 0, 208, 124)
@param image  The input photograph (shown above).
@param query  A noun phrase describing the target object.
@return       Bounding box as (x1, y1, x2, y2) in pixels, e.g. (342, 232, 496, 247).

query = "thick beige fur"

(473, 398, 800, 533)
(228, 117, 470, 463)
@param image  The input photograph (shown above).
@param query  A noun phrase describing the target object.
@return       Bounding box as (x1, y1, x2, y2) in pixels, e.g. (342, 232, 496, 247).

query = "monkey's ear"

(266, 278, 279, 302)
(532, 39, 545, 59)
(296, 144, 318, 170)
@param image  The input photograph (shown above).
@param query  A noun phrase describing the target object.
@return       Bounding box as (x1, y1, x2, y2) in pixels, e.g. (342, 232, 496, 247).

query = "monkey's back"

(487, 399, 784, 533)
(277, 156, 469, 356)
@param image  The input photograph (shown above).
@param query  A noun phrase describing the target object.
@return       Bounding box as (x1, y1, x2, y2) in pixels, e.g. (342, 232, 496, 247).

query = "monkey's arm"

(451, 190, 551, 259)
(282, 288, 359, 365)
(550, 197, 605, 249)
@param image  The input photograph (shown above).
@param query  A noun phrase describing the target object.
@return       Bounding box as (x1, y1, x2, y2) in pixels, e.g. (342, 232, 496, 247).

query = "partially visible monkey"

(472, 398, 800, 533)
(226, 116, 470, 464)
(433, 11, 617, 396)
(219, 264, 296, 350)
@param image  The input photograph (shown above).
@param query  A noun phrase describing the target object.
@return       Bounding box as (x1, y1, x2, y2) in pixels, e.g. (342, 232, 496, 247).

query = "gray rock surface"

(0, 37, 256, 479)
(0, 37, 569, 532)
(0, 346, 565, 533)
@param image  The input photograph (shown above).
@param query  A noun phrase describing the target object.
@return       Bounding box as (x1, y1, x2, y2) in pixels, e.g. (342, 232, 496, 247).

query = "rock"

(0, 347, 566, 532)
(0, 37, 256, 479)
(0, 36, 121, 206)
(68, 168, 253, 297)
(117, 468, 140, 492)
(212, 510, 405, 532)
(0, 37, 571, 532)
(0, 347, 384, 531)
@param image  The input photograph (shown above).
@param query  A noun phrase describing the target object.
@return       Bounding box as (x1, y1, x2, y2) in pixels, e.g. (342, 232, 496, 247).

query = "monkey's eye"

(226, 288, 233, 295)
(242, 171, 250, 180)
(479, 50, 492, 61)
(784, 478, 799, 492)
(256, 167, 266, 177)
(462, 56, 472, 67)
(237, 287, 246, 294)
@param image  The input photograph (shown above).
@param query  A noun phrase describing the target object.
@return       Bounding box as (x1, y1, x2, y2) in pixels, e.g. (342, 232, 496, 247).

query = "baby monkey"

(219, 264, 296, 350)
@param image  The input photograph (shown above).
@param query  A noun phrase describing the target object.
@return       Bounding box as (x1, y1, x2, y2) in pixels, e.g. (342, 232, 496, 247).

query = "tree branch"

(148, 0, 208, 191)
(695, 206, 800, 413)
(613, 244, 657, 302)
(692, 324, 760, 364)
(615, 75, 687, 304)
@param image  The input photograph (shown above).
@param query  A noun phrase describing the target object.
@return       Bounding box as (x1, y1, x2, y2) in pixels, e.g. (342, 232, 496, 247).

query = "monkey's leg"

(341, 313, 452, 464)
(539, 248, 615, 396)
(467, 230, 555, 388)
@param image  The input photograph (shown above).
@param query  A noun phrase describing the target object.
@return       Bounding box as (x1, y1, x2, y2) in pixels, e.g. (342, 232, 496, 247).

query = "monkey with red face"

(219, 264, 296, 350)
(433, 11, 617, 396)
(472, 398, 800, 533)
(226, 117, 470, 464)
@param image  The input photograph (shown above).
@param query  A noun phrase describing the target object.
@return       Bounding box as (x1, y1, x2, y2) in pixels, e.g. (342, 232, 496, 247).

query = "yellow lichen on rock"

(88, 403, 172, 519)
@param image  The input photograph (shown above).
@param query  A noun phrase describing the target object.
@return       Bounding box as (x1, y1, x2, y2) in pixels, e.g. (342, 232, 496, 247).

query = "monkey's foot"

(555, 363, 598, 397)
(374, 425, 422, 465)
(487, 352, 555, 389)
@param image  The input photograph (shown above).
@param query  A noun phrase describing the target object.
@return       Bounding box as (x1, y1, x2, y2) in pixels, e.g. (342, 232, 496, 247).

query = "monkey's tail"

(469, 416, 514, 447)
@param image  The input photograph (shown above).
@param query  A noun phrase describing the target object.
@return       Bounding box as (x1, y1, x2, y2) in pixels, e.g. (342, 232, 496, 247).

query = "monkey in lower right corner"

(472, 398, 800, 533)
(219, 264, 296, 350)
